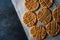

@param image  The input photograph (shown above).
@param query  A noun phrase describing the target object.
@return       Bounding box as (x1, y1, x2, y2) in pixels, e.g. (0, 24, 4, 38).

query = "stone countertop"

(0, 0, 28, 40)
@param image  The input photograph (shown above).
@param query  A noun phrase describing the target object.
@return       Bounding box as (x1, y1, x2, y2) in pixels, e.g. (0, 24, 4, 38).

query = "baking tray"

(11, 0, 60, 40)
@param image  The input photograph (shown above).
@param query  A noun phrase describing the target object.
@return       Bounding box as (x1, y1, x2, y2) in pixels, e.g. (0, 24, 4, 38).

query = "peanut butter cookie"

(39, 0, 53, 8)
(29, 26, 37, 38)
(22, 11, 36, 27)
(52, 7, 60, 22)
(37, 8, 51, 25)
(24, 1, 39, 11)
(29, 25, 46, 40)
(46, 21, 60, 37)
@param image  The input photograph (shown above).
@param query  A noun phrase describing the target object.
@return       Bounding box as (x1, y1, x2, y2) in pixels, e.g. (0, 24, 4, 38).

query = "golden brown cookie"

(22, 11, 36, 27)
(29, 26, 37, 38)
(52, 7, 60, 22)
(29, 25, 46, 40)
(39, 0, 53, 8)
(24, 0, 39, 11)
(46, 21, 60, 37)
(37, 8, 51, 25)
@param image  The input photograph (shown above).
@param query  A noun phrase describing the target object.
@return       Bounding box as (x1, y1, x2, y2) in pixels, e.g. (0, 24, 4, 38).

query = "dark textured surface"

(0, 0, 28, 40)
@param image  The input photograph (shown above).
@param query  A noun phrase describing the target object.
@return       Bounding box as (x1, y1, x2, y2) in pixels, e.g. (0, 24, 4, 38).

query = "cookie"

(37, 8, 51, 25)
(39, 0, 53, 8)
(46, 21, 60, 37)
(24, 1, 39, 11)
(22, 11, 36, 27)
(29, 25, 46, 40)
(52, 7, 60, 22)
(29, 26, 37, 38)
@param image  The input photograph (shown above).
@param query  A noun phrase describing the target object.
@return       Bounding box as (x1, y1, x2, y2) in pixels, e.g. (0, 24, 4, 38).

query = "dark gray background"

(0, 0, 28, 40)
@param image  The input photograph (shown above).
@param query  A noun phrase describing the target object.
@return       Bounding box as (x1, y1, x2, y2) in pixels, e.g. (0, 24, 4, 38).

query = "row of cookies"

(24, 0, 53, 11)
(22, 7, 60, 40)
(23, 6, 60, 26)
(30, 7, 60, 40)
(29, 21, 60, 40)
(23, 0, 60, 40)
(29, 7, 60, 40)
(22, 7, 51, 27)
